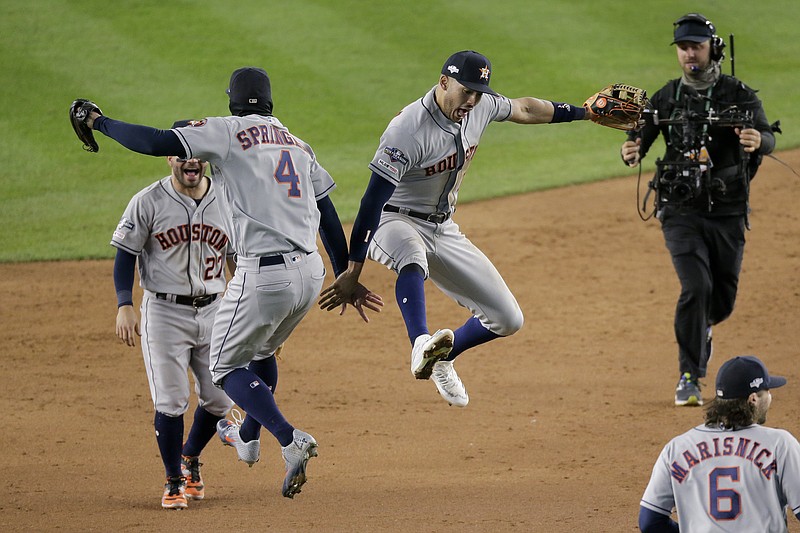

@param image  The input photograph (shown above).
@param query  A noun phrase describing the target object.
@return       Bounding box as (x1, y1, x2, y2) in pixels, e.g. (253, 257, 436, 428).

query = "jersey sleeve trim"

(173, 128, 193, 159)
(110, 240, 141, 255)
(314, 182, 336, 201)
(368, 162, 401, 185)
(640, 499, 673, 516)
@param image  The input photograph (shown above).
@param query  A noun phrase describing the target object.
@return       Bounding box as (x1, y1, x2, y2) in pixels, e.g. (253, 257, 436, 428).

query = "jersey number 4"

(274, 150, 301, 198)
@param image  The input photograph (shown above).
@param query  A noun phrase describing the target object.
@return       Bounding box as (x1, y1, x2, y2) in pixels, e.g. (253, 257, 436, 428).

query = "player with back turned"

(620, 14, 776, 407)
(639, 355, 800, 532)
(72, 67, 382, 499)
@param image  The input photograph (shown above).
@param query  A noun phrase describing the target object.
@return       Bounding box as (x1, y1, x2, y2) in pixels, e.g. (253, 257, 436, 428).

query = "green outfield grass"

(2, 0, 798, 261)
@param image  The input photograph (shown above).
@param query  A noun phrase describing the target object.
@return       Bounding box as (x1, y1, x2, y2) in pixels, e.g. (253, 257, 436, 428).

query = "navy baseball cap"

(672, 14, 714, 44)
(441, 50, 498, 96)
(227, 67, 272, 106)
(715, 355, 787, 399)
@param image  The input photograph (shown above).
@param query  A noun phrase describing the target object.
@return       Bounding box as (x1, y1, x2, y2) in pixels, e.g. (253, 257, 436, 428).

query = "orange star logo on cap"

(479, 66, 491, 80)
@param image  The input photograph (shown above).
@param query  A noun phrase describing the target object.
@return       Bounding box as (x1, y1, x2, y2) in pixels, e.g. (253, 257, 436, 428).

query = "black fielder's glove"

(69, 99, 102, 152)
(584, 84, 649, 131)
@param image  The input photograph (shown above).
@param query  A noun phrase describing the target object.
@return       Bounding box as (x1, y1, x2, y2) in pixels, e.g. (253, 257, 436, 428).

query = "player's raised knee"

(494, 308, 524, 337)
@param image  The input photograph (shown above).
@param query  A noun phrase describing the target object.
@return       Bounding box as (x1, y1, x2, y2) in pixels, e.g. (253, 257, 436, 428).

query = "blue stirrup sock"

(222, 368, 294, 447)
(448, 316, 500, 361)
(182, 406, 224, 458)
(239, 356, 279, 442)
(154, 411, 184, 478)
(396, 265, 428, 343)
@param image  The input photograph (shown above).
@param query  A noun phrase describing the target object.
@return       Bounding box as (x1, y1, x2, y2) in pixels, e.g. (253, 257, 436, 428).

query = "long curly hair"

(704, 397, 757, 430)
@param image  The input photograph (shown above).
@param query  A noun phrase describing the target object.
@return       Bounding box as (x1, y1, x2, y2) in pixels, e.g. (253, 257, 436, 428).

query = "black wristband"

(550, 102, 586, 123)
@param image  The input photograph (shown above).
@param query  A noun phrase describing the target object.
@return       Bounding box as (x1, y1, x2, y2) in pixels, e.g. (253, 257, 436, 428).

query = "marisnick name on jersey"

(669, 435, 779, 483)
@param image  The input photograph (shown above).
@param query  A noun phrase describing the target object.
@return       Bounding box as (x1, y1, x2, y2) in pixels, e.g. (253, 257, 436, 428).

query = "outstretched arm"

(508, 97, 588, 125)
(317, 194, 383, 322)
(317, 195, 349, 278)
(318, 172, 395, 314)
(89, 112, 185, 157)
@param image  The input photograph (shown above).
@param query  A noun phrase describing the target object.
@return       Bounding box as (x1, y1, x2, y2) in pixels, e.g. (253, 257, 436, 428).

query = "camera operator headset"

(619, 13, 776, 407)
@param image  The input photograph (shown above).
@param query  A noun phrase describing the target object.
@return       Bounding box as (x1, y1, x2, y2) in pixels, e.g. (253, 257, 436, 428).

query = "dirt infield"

(2, 150, 799, 532)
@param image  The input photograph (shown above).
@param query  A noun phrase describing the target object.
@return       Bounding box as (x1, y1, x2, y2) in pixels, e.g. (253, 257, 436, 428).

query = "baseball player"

(320, 50, 590, 407)
(112, 121, 236, 509)
(639, 355, 800, 532)
(86, 66, 382, 499)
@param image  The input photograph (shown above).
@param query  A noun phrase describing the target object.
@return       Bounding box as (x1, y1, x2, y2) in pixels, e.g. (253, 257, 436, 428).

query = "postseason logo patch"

(117, 217, 135, 231)
(383, 147, 408, 164)
(188, 119, 207, 127)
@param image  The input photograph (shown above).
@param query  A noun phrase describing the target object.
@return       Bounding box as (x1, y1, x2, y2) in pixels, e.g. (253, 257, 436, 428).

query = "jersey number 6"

(274, 150, 301, 198)
(709, 467, 741, 521)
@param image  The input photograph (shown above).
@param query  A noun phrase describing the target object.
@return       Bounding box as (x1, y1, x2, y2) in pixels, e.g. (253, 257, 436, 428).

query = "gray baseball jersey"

(173, 115, 332, 385)
(366, 87, 522, 336)
(174, 115, 335, 258)
(641, 424, 800, 532)
(111, 176, 234, 416)
(369, 85, 512, 213)
(112, 176, 232, 295)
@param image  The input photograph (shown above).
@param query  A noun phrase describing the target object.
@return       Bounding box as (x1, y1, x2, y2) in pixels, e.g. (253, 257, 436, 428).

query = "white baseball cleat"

(216, 410, 261, 466)
(431, 360, 469, 407)
(411, 329, 454, 380)
(281, 429, 318, 499)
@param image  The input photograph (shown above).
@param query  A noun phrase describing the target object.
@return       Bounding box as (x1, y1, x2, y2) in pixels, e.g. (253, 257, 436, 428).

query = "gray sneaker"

(216, 410, 261, 466)
(411, 329, 454, 380)
(675, 373, 703, 406)
(431, 360, 469, 407)
(281, 429, 318, 499)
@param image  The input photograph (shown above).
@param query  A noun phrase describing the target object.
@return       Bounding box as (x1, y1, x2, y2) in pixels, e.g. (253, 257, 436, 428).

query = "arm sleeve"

(638, 507, 679, 533)
(316, 195, 348, 277)
(113, 248, 137, 307)
(94, 116, 186, 157)
(348, 172, 397, 262)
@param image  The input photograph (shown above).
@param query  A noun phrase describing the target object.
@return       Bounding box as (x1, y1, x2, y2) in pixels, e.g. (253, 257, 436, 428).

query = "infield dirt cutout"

(2, 150, 799, 532)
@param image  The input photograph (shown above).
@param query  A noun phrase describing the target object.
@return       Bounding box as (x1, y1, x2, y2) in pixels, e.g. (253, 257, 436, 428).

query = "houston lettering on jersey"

(154, 223, 229, 252)
(669, 436, 777, 483)
(424, 145, 478, 176)
(236, 123, 298, 151)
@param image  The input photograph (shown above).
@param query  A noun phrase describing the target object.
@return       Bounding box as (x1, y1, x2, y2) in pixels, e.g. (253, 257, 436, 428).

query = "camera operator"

(620, 13, 775, 407)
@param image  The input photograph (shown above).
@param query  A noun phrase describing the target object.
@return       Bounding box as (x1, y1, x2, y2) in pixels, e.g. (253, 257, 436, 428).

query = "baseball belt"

(383, 204, 451, 224)
(258, 250, 311, 267)
(155, 293, 220, 308)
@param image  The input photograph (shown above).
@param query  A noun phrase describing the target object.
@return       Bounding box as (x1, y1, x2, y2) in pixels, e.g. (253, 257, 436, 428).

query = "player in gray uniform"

(320, 50, 591, 407)
(639, 355, 800, 532)
(84, 67, 381, 499)
(112, 120, 235, 509)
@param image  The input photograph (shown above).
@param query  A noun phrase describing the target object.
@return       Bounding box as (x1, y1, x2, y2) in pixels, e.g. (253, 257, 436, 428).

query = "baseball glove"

(584, 84, 649, 131)
(69, 99, 102, 152)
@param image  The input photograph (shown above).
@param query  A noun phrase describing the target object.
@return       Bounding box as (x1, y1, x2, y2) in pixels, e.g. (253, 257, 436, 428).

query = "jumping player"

(639, 355, 800, 532)
(112, 122, 236, 509)
(87, 67, 382, 499)
(320, 50, 590, 407)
